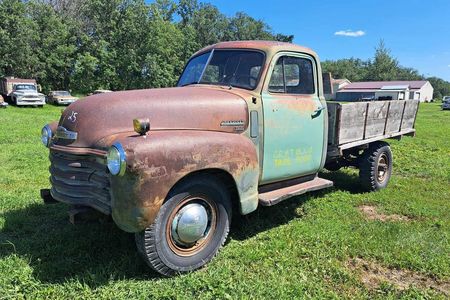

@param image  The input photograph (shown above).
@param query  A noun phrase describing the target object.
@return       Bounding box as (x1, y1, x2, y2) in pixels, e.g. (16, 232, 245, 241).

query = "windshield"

(178, 50, 265, 90)
(54, 91, 70, 96)
(14, 84, 36, 91)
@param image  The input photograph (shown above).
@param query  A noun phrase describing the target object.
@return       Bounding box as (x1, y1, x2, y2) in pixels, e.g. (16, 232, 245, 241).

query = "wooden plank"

(365, 101, 389, 139)
(337, 129, 416, 151)
(401, 100, 420, 130)
(338, 102, 367, 144)
(326, 102, 340, 145)
(385, 101, 405, 134)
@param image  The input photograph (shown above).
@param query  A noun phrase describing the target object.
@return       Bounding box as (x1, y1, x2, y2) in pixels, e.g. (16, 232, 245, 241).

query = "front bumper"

(442, 104, 450, 110)
(17, 98, 45, 106)
(56, 99, 77, 105)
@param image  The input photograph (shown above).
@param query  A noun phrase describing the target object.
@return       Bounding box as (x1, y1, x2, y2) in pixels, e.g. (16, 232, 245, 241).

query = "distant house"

(336, 81, 434, 102)
(322, 73, 351, 100)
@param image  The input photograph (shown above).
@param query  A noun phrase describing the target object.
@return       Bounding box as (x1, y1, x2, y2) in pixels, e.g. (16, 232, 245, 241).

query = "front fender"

(110, 130, 259, 232)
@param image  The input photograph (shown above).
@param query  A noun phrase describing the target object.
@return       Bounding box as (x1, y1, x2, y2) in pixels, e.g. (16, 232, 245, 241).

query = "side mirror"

(37, 84, 42, 92)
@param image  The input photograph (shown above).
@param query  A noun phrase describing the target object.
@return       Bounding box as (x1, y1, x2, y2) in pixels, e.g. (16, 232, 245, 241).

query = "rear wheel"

(135, 175, 232, 276)
(359, 141, 393, 191)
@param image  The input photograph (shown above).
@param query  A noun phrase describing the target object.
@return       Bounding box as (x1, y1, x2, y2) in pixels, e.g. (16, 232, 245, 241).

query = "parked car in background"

(442, 96, 450, 110)
(47, 91, 78, 105)
(89, 89, 112, 95)
(0, 77, 45, 107)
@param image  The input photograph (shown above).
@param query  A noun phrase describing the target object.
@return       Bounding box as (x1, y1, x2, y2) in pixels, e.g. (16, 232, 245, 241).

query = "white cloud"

(335, 30, 366, 37)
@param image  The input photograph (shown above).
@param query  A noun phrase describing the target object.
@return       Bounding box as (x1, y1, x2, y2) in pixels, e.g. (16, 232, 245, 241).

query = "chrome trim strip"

(55, 126, 78, 140)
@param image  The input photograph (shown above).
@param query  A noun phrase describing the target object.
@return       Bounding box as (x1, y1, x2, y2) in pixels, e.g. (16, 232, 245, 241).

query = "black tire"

(359, 141, 393, 191)
(135, 175, 232, 276)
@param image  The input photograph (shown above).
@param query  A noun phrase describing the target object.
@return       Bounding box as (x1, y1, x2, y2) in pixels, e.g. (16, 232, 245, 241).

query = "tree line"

(0, 0, 293, 93)
(1, 0, 449, 99)
(322, 41, 450, 100)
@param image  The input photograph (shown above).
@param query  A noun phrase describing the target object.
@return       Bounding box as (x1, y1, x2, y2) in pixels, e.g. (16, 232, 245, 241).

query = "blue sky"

(201, 0, 450, 81)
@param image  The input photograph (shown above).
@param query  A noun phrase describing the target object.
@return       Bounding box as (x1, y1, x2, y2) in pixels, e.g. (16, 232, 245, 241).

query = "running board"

(259, 177, 333, 206)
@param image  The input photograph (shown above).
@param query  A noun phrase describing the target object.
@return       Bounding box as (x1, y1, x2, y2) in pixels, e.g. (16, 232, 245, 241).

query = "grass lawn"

(0, 103, 449, 299)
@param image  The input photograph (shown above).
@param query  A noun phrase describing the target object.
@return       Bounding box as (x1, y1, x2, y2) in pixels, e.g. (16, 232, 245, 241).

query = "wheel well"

(166, 169, 240, 214)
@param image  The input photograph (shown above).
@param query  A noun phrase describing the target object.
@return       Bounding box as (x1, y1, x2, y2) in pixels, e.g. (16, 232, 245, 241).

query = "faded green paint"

(261, 52, 326, 183)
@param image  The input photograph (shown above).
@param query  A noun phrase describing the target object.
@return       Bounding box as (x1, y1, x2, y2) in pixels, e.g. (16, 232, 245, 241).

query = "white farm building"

(336, 81, 434, 102)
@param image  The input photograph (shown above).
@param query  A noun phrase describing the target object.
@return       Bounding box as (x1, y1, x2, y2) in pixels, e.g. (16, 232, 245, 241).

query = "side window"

(268, 56, 315, 94)
(268, 59, 284, 92)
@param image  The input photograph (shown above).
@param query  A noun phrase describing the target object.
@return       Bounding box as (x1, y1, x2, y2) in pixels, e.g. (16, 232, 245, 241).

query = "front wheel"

(359, 141, 393, 191)
(135, 175, 232, 276)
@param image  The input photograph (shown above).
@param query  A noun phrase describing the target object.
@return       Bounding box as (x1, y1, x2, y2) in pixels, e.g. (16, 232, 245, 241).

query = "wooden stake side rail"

(327, 100, 420, 158)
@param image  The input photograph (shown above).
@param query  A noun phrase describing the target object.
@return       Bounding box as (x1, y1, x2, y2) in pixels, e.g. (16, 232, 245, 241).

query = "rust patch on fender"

(110, 130, 259, 232)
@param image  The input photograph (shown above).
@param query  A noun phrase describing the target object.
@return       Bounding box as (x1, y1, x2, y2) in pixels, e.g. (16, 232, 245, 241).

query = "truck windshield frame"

(53, 91, 71, 96)
(177, 49, 265, 90)
(14, 84, 37, 91)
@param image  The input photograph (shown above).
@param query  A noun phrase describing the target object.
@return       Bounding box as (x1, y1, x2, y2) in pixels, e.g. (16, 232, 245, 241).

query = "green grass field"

(0, 103, 449, 299)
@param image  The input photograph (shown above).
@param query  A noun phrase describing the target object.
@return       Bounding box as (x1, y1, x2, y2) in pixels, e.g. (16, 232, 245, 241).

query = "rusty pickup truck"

(40, 41, 419, 276)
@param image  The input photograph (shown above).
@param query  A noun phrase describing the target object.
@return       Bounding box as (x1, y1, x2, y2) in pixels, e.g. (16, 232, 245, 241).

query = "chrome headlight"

(107, 143, 126, 176)
(41, 125, 52, 147)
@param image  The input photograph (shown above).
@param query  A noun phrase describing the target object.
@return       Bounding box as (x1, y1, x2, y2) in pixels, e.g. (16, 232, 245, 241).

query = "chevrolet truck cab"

(40, 41, 419, 276)
(0, 77, 46, 107)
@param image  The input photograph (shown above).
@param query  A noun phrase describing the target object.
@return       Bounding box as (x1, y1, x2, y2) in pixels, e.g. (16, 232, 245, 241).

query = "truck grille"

(49, 150, 111, 214)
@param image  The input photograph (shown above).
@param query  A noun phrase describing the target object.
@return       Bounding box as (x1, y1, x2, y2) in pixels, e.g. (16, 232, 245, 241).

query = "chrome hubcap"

(171, 203, 209, 246)
(377, 154, 389, 183)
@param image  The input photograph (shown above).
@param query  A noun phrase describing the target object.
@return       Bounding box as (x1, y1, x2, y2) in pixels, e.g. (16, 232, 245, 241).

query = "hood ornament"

(68, 111, 78, 123)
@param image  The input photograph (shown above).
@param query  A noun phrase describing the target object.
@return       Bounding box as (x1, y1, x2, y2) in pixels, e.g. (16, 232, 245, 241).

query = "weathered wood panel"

(385, 101, 405, 134)
(401, 100, 420, 130)
(328, 99, 419, 149)
(338, 102, 367, 144)
(365, 101, 389, 139)
(326, 102, 339, 145)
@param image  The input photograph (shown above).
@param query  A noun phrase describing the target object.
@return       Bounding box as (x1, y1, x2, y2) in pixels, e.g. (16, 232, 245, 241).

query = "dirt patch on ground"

(347, 257, 449, 296)
(358, 205, 411, 222)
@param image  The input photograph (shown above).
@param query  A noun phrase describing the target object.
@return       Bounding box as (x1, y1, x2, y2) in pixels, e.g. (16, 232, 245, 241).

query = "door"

(261, 53, 326, 183)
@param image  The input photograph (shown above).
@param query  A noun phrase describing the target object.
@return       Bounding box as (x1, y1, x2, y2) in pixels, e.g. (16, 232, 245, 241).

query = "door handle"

(311, 106, 325, 118)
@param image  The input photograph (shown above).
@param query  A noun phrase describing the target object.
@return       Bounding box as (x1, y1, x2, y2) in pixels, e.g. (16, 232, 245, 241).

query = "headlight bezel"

(41, 125, 52, 147)
(107, 142, 127, 176)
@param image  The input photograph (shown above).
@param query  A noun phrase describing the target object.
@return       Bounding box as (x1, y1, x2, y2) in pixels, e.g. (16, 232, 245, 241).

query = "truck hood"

(56, 86, 249, 148)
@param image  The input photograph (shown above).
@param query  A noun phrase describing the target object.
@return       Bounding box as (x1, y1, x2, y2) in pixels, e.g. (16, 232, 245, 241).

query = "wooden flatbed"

(327, 100, 420, 158)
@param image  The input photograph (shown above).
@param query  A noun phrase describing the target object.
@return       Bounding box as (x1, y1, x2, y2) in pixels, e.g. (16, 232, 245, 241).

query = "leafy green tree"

(0, 0, 38, 78)
(322, 58, 368, 82)
(366, 40, 400, 81)
(427, 77, 450, 100)
(225, 12, 273, 41)
(28, 1, 76, 92)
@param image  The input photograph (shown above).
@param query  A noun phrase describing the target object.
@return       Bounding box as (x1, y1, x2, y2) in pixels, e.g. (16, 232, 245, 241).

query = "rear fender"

(110, 130, 259, 232)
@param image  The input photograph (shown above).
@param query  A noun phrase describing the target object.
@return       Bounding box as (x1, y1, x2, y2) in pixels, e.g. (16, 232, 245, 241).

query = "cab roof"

(192, 40, 318, 59)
